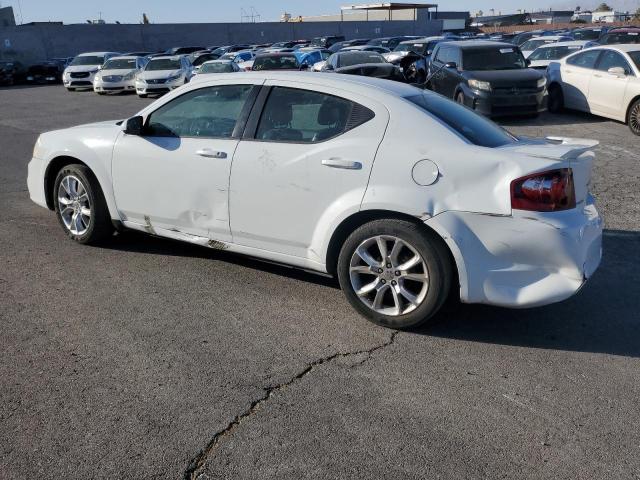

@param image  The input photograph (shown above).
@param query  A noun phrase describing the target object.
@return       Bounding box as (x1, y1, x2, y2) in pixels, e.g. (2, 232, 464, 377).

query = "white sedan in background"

(520, 35, 573, 58)
(547, 44, 640, 135)
(27, 72, 602, 330)
(93, 55, 148, 94)
(527, 40, 598, 69)
(135, 55, 193, 98)
(63, 51, 120, 91)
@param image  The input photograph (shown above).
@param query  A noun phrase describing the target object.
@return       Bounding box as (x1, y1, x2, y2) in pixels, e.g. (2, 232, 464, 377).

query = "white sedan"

(27, 72, 603, 329)
(135, 55, 193, 98)
(547, 44, 640, 135)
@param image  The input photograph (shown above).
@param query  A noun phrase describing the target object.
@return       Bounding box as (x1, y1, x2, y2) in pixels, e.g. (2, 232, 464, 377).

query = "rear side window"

(405, 92, 517, 148)
(255, 87, 374, 143)
(566, 50, 601, 69)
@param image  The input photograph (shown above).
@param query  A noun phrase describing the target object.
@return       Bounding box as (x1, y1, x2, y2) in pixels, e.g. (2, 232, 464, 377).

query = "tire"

(138, 94, 148, 98)
(97, 92, 106, 95)
(627, 98, 640, 136)
(66, 87, 76, 92)
(337, 219, 453, 330)
(548, 84, 564, 114)
(53, 164, 113, 245)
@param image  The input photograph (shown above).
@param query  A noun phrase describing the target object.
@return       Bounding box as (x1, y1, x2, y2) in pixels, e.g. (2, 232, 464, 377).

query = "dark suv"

(427, 41, 547, 117)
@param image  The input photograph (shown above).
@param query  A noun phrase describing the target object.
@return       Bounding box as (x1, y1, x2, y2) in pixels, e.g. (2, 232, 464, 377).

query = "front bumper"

(135, 78, 184, 95)
(27, 156, 48, 210)
(462, 85, 548, 117)
(94, 78, 136, 93)
(426, 200, 603, 308)
(64, 71, 98, 88)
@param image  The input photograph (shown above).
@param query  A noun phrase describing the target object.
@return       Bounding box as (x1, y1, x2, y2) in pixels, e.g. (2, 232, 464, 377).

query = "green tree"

(595, 3, 613, 11)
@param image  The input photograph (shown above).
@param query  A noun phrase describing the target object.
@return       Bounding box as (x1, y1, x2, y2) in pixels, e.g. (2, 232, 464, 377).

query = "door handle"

(196, 149, 227, 159)
(321, 158, 362, 170)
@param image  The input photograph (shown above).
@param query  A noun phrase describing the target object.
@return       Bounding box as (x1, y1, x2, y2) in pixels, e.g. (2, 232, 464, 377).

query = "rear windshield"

(405, 92, 517, 148)
(528, 45, 583, 61)
(252, 56, 298, 70)
(462, 47, 527, 70)
(602, 32, 640, 44)
(146, 59, 181, 71)
(573, 29, 601, 40)
(103, 58, 137, 70)
(394, 42, 426, 53)
(338, 52, 386, 67)
(70, 55, 105, 66)
(200, 62, 235, 73)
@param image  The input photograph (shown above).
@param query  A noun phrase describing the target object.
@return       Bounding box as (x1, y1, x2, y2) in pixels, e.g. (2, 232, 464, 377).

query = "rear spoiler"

(503, 137, 599, 161)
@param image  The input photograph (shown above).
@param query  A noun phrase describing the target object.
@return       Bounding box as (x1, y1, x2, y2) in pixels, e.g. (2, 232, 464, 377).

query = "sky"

(3, 0, 639, 24)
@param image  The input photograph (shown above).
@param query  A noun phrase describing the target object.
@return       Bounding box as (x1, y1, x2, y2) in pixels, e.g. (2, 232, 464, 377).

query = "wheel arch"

(625, 95, 640, 124)
(44, 156, 91, 210)
(325, 209, 459, 296)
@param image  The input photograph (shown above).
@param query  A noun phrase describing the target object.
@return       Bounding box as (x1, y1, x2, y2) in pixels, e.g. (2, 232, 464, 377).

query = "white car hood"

(70, 120, 123, 130)
(139, 69, 182, 81)
(65, 65, 101, 73)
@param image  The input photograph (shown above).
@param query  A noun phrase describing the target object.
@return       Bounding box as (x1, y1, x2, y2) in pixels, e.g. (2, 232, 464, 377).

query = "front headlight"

(136, 77, 146, 84)
(468, 79, 492, 92)
(123, 71, 136, 81)
(32, 136, 45, 159)
(166, 74, 182, 82)
(537, 77, 547, 89)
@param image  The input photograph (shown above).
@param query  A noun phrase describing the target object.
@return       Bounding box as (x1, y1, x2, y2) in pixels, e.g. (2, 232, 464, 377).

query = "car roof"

(527, 35, 571, 41)
(607, 27, 640, 33)
(590, 44, 640, 53)
(107, 56, 141, 60)
(149, 55, 183, 60)
(536, 40, 593, 48)
(440, 40, 515, 49)
(77, 52, 119, 56)
(399, 36, 444, 44)
(191, 70, 419, 97)
(256, 52, 297, 57)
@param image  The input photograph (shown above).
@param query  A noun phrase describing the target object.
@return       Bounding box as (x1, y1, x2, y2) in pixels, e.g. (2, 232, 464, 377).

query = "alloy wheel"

(57, 175, 92, 236)
(349, 235, 430, 316)
(630, 102, 640, 135)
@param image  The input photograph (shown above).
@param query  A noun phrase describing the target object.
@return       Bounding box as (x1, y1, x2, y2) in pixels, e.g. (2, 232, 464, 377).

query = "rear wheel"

(548, 84, 564, 113)
(54, 164, 113, 245)
(628, 99, 640, 136)
(337, 219, 452, 330)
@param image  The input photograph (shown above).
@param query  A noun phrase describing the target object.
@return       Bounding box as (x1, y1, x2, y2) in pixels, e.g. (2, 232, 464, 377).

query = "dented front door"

(111, 84, 258, 242)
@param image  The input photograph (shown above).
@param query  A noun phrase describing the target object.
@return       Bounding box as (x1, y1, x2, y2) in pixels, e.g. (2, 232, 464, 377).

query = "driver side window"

(146, 85, 254, 138)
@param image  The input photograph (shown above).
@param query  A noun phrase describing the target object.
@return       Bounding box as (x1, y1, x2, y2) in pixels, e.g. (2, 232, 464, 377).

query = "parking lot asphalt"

(1, 85, 639, 480)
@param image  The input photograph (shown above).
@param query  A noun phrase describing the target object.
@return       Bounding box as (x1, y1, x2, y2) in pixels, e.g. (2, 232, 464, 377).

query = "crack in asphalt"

(183, 331, 398, 480)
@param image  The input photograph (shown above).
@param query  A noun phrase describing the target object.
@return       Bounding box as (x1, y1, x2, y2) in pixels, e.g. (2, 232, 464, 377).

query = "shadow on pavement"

(499, 110, 609, 128)
(427, 230, 640, 358)
(104, 229, 639, 357)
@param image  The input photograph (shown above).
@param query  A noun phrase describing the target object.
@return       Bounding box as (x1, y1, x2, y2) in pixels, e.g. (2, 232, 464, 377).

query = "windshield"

(338, 52, 386, 67)
(146, 59, 181, 71)
(70, 55, 105, 66)
(394, 42, 425, 53)
(200, 62, 235, 73)
(528, 45, 583, 61)
(406, 92, 517, 147)
(103, 58, 137, 70)
(629, 51, 640, 71)
(602, 32, 640, 44)
(252, 56, 298, 70)
(521, 39, 553, 51)
(573, 29, 601, 40)
(463, 47, 527, 70)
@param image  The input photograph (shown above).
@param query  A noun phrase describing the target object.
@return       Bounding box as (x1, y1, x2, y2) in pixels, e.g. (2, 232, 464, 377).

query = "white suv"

(135, 55, 193, 98)
(63, 52, 120, 91)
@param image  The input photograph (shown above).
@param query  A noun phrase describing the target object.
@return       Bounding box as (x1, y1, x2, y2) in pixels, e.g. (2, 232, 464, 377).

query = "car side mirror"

(607, 66, 626, 77)
(426, 50, 433, 56)
(445, 62, 457, 69)
(124, 116, 144, 136)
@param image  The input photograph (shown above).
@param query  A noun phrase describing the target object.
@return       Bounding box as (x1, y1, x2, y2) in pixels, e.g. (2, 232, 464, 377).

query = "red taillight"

(510, 168, 576, 212)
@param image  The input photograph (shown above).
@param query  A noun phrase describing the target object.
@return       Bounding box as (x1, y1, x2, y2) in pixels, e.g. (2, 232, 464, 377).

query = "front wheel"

(138, 93, 148, 98)
(628, 99, 640, 136)
(337, 219, 452, 330)
(54, 164, 113, 245)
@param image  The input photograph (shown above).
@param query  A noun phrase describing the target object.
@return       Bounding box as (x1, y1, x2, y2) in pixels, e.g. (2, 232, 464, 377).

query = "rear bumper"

(426, 200, 603, 308)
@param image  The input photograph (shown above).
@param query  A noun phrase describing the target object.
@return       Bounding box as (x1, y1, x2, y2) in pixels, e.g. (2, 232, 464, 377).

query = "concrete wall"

(0, 19, 444, 64)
